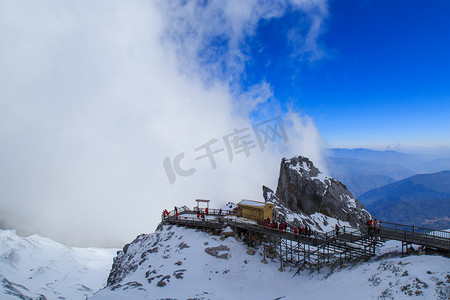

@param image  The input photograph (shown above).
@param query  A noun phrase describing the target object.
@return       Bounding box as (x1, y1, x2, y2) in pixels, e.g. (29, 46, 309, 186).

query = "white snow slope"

(0, 229, 117, 300)
(92, 225, 450, 300)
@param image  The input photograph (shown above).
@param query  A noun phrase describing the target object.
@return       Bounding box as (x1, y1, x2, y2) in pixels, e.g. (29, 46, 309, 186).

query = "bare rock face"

(266, 156, 371, 229)
(204, 245, 230, 259)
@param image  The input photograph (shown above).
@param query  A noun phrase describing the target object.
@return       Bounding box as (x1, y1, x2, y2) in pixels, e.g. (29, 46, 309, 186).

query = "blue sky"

(241, 0, 450, 149)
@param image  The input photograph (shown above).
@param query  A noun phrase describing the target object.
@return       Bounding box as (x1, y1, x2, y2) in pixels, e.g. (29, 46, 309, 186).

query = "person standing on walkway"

(335, 224, 340, 236)
(367, 219, 372, 233)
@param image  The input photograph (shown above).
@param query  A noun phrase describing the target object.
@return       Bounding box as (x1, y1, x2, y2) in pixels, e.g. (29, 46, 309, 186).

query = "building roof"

(238, 199, 273, 208)
(195, 199, 210, 203)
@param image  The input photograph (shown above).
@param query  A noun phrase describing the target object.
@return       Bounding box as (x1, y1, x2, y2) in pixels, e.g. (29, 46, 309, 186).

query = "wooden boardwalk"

(162, 207, 450, 271)
(377, 222, 450, 252)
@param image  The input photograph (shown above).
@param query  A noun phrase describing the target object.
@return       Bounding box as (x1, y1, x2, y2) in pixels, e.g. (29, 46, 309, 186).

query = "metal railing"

(169, 215, 225, 228)
(380, 221, 450, 239)
(191, 208, 236, 216)
(364, 221, 450, 250)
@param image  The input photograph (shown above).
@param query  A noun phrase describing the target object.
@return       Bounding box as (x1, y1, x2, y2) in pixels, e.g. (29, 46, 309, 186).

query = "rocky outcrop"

(265, 156, 371, 229)
(0, 274, 47, 300)
(204, 245, 230, 259)
(107, 233, 150, 287)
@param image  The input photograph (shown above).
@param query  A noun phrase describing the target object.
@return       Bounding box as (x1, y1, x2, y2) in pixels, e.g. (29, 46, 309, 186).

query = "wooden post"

(280, 242, 283, 270)
(290, 240, 292, 261)
(284, 239, 288, 262)
(263, 242, 266, 260)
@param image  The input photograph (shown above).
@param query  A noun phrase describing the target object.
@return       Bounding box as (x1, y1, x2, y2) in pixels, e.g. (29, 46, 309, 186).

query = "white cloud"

(0, 0, 328, 247)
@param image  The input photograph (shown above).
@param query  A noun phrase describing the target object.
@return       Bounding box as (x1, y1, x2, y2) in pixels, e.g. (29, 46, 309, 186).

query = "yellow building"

(237, 199, 275, 221)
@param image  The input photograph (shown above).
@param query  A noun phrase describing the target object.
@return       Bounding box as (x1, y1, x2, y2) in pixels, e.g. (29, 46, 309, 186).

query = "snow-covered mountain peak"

(284, 155, 335, 188)
(0, 229, 117, 300)
(285, 155, 321, 176)
(267, 155, 372, 229)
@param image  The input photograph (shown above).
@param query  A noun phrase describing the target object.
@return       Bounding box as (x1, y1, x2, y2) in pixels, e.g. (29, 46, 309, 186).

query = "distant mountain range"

(358, 171, 450, 230)
(326, 148, 450, 197)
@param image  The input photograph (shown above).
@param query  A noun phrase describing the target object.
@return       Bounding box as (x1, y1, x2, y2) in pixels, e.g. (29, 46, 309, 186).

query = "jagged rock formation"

(264, 156, 371, 229)
(107, 233, 158, 287)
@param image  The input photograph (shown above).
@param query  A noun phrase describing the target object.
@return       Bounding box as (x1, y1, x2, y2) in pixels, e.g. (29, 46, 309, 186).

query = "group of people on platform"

(196, 209, 206, 221)
(263, 217, 312, 238)
(263, 218, 287, 230)
(162, 206, 179, 219)
(293, 225, 312, 237)
(367, 218, 381, 234)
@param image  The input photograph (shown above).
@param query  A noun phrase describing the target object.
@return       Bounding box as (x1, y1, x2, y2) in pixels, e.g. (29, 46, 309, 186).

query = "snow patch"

(222, 226, 234, 233)
(238, 199, 266, 207)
